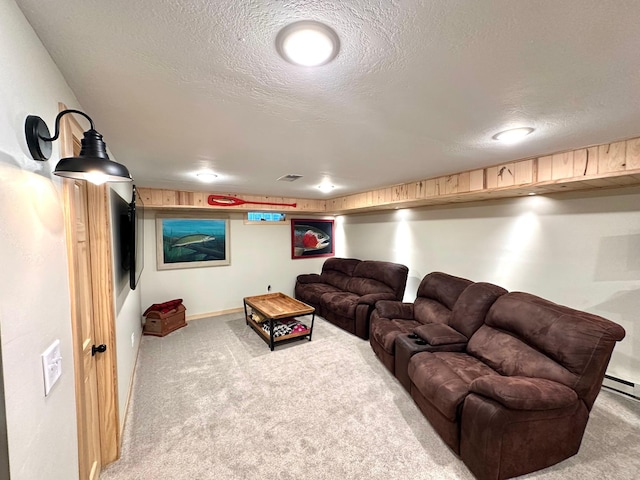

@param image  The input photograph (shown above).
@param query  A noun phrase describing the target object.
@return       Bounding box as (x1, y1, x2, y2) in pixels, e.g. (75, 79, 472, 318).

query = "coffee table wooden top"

(243, 292, 314, 319)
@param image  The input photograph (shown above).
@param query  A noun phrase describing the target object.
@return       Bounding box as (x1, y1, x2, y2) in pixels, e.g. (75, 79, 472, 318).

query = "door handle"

(91, 344, 107, 356)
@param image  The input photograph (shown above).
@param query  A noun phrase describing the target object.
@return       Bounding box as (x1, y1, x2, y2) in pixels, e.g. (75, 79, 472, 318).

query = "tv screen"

(111, 190, 131, 288)
(129, 186, 144, 290)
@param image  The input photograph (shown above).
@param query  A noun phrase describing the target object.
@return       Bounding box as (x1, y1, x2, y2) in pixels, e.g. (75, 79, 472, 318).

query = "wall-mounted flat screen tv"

(129, 186, 144, 290)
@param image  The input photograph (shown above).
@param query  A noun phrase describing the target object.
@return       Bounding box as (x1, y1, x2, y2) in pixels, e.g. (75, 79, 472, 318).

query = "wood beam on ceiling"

(138, 137, 640, 215)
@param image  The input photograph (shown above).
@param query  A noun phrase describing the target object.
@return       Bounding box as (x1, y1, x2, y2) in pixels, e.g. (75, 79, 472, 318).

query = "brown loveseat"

(370, 272, 506, 389)
(294, 257, 408, 339)
(407, 291, 626, 480)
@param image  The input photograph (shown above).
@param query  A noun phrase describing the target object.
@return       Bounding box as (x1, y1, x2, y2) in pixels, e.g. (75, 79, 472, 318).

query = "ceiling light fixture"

(196, 172, 218, 182)
(276, 21, 340, 67)
(25, 109, 132, 184)
(318, 182, 335, 193)
(492, 127, 535, 144)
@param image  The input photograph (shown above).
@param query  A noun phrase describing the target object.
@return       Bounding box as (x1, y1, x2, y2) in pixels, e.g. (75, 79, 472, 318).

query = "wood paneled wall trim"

(138, 136, 640, 215)
(136, 189, 326, 213)
(86, 183, 120, 463)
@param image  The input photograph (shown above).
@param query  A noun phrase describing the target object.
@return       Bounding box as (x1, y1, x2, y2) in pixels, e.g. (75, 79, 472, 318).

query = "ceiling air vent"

(277, 174, 303, 182)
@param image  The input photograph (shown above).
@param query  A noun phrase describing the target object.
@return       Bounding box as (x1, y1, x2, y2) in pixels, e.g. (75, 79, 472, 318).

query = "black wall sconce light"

(25, 109, 132, 184)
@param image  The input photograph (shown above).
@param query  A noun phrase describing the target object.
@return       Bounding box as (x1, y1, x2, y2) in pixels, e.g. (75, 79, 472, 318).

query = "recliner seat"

(408, 291, 626, 480)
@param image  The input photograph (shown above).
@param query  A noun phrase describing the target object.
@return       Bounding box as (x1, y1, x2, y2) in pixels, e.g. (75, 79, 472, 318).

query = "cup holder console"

(408, 334, 419, 339)
(414, 339, 427, 345)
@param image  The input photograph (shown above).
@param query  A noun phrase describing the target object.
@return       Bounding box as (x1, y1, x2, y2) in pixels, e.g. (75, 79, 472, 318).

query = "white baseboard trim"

(120, 329, 142, 444)
(186, 307, 244, 322)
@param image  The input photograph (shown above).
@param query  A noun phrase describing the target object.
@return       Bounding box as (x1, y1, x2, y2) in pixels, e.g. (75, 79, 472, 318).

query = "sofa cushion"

(470, 376, 578, 411)
(320, 291, 360, 318)
(296, 273, 322, 284)
(373, 300, 414, 320)
(372, 319, 422, 354)
(474, 292, 626, 408)
(414, 323, 468, 346)
(322, 257, 361, 276)
(409, 352, 498, 421)
(411, 272, 475, 325)
(321, 270, 354, 291)
(413, 298, 452, 324)
(296, 283, 343, 306)
(416, 272, 473, 310)
(320, 257, 361, 290)
(467, 325, 578, 387)
(351, 260, 409, 300)
(348, 277, 395, 297)
(449, 282, 507, 339)
(486, 292, 626, 373)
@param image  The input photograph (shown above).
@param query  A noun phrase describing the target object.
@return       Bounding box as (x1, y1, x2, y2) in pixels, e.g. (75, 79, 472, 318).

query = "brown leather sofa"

(294, 257, 408, 339)
(407, 291, 626, 480)
(369, 272, 506, 381)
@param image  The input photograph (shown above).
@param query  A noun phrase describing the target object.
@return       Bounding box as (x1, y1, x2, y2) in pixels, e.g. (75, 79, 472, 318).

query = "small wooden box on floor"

(143, 304, 187, 337)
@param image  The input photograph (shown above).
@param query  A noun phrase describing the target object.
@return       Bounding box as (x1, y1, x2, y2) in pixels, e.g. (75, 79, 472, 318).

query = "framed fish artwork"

(291, 219, 335, 259)
(156, 214, 230, 269)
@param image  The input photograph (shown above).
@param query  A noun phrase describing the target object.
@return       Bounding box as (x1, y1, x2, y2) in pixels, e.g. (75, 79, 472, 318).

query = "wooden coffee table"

(243, 292, 315, 351)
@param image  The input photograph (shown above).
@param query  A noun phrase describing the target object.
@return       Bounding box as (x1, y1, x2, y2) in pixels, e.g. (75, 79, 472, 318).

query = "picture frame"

(291, 218, 335, 259)
(156, 214, 230, 270)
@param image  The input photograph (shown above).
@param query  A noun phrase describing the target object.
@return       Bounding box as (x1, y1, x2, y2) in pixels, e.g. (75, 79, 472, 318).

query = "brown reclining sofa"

(370, 272, 506, 382)
(373, 275, 625, 480)
(294, 257, 408, 339)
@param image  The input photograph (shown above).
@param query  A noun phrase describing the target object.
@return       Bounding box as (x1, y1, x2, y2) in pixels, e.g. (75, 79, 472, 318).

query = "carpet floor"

(101, 313, 640, 480)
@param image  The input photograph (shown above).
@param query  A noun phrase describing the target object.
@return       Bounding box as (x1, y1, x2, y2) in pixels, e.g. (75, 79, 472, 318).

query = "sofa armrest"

(296, 273, 323, 284)
(374, 300, 414, 319)
(470, 376, 578, 411)
(413, 323, 468, 346)
(358, 292, 397, 306)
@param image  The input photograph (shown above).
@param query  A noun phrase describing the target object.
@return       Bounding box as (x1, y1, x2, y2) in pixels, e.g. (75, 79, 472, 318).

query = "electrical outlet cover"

(41, 339, 62, 396)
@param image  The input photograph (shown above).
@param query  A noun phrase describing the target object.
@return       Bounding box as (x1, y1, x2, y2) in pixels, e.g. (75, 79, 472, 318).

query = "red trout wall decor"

(207, 194, 297, 208)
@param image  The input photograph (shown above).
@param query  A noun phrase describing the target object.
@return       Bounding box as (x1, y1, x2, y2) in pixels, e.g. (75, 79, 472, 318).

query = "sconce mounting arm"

(25, 109, 96, 161)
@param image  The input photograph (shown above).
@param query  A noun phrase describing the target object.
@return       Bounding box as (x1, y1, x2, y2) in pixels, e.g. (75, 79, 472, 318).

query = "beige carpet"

(101, 313, 640, 480)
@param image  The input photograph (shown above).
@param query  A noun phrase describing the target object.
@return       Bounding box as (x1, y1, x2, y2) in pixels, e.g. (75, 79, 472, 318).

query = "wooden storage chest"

(143, 304, 187, 337)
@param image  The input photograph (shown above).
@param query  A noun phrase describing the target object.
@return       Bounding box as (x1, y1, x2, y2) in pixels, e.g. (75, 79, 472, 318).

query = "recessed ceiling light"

(318, 182, 335, 193)
(196, 172, 218, 182)
(492, 127, 535, 144)
(276, 21, 340, 67)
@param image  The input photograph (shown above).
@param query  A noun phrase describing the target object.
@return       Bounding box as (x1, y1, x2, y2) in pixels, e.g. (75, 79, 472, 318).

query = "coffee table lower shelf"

(243, 293, 315, 351)
(246, 316, 314, 351)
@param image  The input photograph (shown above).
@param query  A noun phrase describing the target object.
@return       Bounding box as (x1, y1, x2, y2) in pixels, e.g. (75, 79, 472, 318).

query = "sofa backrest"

(348, 260, 409, 300)
(449, 282, 507, 339)
(413, 272, 473, 324)
(467, 292, 626, 409)
(320, 257, 361, 290)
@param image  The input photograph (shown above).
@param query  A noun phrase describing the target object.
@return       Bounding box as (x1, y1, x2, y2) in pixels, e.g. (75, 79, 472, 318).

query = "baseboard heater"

(602, 374, 639, 401)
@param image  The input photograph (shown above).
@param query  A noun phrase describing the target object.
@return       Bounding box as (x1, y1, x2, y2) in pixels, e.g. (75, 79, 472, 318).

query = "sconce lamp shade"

(25, 110, 132, 184)
(54, 129, 132, 184)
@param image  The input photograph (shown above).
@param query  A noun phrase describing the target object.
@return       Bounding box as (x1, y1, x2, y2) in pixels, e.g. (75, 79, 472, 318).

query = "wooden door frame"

(59, 103, 120, 469)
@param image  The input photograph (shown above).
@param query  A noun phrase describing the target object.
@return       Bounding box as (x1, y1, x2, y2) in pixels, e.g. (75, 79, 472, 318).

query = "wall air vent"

(277, 174, 303, 182)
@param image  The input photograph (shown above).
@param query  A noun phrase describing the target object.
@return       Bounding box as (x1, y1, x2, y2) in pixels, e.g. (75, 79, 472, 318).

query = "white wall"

(341, 187, 640, 385)
(0, 0, 82, 478)
(140, 213, 337, 316)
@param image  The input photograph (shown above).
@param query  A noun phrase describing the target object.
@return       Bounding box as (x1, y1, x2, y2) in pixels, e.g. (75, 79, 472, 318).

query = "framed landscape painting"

(291, 219, 335, 259)
(156, 214, 230, 270)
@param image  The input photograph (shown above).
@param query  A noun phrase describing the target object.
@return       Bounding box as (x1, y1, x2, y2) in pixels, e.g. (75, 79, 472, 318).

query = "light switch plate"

(41, 339, 62, 396)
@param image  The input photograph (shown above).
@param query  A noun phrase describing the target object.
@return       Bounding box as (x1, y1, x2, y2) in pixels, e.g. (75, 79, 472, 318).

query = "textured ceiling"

(14, 0, 640, 199)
